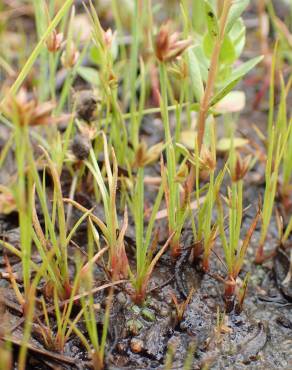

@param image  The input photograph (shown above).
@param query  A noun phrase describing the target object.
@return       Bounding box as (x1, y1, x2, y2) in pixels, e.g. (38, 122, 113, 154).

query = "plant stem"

(159, 62, 177, 243)
(135, 167, 144, 275)
(197, 0, 232, 152)
(130, 0, 142, 149)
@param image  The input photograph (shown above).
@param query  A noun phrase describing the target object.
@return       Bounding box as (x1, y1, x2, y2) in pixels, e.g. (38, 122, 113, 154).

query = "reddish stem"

(224, 277, 236, 313)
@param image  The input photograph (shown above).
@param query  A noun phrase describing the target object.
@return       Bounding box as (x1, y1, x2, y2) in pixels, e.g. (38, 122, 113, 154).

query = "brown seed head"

(134, 141, 163, 168)
(1, 88, 55, 127)
(61, 44, 79, 69)
(103, 28, 116, 49)
(232, 153, 251, 182)
(200, 145, 216, 171)
(155, 23, 192, 63)
(46, 30, 63, 52)
(169, 58, 189, 80)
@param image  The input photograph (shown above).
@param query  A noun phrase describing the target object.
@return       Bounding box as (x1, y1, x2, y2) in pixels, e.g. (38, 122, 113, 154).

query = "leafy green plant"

(191, 0, 262, 151)
(186, 0, 262, 194)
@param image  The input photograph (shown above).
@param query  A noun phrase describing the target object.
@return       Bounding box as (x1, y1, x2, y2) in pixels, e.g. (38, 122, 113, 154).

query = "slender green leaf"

(211, 56, 264, 106)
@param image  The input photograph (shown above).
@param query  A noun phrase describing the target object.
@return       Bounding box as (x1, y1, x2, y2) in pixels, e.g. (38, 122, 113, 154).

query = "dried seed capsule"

(72, 134, 91, 160)
(75, 90, 98, 122)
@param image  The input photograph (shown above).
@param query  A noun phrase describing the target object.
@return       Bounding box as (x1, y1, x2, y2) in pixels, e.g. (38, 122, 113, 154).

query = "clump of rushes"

(85, 1, 127, 164)
(81, 133, 129, 280)
(217, 146, 260, 312)
(76, 223, 118, 370)
(0, 89, 55, 307)
(33, 245, 110, 361)
(256, 76, 292, 263)
(156, 23, 192, 257)
(127, 141, 174, 304)
(188, 125, 226, 271)
(15, 109, 93, 299)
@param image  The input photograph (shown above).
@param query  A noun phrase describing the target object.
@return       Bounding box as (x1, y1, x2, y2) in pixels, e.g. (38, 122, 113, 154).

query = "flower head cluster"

(155, 23, 192, 63)
(1, 89, 55, 127)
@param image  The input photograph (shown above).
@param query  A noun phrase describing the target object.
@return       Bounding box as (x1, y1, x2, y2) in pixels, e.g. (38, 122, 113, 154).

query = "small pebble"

(116, 292, 127, 305)
(71, 346, 79, 354)
(159, 307, 169, 317)
(130, 338, 143, 353)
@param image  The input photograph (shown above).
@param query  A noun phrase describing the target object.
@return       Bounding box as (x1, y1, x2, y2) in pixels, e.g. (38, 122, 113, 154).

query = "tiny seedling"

(170, 287, 195, 323)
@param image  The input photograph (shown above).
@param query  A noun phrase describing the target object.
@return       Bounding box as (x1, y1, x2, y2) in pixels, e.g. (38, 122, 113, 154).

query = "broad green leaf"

(210, 56, 264, 106)
(203, 33, 236, 64)
(204, 0, 218, 38)
(220, 35, 236, 64)
(77, 66, 100, 86)
(187, 47, 204, 102)
(226, 0, 250, 33)
(193, 45, 209, 82)
(217, 65, 232, 83)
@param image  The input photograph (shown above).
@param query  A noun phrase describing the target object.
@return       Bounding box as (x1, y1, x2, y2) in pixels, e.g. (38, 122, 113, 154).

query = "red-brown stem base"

(189, 240, 203, 264)
(171, 241, 182, 259)
(131, 290, 145, 306)
(224, 277, 236, 313)
(255, 244, 276, 264)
